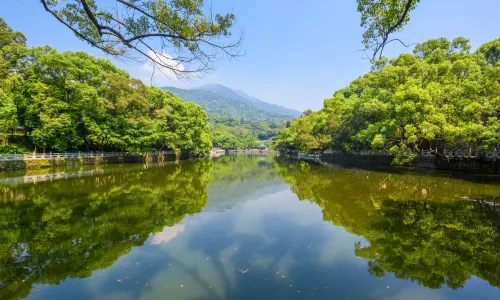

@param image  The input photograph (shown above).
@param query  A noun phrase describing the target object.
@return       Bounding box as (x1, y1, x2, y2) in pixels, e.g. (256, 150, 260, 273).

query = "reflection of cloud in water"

(376, 287, 444, 300)
(150, 224, 185, 245)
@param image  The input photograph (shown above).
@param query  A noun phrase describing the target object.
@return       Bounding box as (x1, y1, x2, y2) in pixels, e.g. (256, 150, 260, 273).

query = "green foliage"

(162, 86, 292, 149)
(0, 18, 211, 154)
(0, 91, 17, 145)
(273, 111, 331, 152)
(0, 142, 32, 155)
(357, 0, 421, 59)
(275, 37, 500, 163)
(476, 38, 500, 66)
(163, 86, 293, 123)
(0, 18, 26, 79)
(40, 0, 239, 77)
(210, 121, 281, 149)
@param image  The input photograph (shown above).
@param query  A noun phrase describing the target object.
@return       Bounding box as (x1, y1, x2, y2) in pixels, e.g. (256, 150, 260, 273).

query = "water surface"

(1, 156, 500, 300)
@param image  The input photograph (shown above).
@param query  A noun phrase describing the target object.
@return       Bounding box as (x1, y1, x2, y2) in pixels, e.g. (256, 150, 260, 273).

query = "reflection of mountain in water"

(275, 159, 500, 290)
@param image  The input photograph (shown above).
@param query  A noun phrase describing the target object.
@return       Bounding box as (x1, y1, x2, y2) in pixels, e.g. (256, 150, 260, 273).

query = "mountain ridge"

(162, 84, 301, 122)
(194, 84, 302, 118)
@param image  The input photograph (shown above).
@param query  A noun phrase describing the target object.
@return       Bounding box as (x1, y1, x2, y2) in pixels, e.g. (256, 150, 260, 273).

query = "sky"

(1, 1, 499, 111)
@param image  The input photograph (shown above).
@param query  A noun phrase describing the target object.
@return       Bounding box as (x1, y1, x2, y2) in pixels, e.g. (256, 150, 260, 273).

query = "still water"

(1, 155, 500, 300)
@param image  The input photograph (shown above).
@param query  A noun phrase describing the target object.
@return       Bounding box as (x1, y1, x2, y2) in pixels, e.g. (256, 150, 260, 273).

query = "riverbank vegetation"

(274, 37, 500, 164)
(210, 120, 282, 150)
(0, 18, 212, 154)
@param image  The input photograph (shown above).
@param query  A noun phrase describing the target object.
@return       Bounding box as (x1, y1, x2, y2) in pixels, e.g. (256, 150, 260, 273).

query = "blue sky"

(1, 1, 499, 111)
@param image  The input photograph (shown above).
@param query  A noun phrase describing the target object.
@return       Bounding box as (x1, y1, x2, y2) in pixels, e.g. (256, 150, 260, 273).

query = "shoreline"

(281, 151, 500, 175)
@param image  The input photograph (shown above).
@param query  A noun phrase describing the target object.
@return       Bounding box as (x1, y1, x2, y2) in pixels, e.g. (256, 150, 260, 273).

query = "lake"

(1, 155, 500, 300)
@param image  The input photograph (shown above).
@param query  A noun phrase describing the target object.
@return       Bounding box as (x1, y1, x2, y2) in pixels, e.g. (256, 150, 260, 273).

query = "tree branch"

(40, 0, 242, 79)
(369, 0, 415, 60)
(79, 0, 103, 36)
(39, 0, 114, 54)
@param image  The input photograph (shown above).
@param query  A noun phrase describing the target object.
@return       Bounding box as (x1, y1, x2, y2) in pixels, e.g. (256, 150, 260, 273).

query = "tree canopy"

(39, 0, 241, 78)
(274, 37, 500, 164)
(0, 18, 212, 154)
(357, 0, 421, 60)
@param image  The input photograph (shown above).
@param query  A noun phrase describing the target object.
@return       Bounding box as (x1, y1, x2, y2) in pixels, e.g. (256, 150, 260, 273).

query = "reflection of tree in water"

(0, 159, 212, 299)
(275, 159, 500, 290)
(355, 200, 500, 289)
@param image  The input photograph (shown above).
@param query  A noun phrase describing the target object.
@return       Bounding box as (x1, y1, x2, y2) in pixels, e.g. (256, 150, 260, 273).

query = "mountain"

(195, 84, 302, 118)
(162, 85, 300, 123)
(234, 89, 302, 118)
(193, 84, 243, 101)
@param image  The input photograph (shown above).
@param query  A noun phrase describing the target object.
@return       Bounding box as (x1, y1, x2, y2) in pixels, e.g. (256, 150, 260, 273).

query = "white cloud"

(141, 50, 186, 85)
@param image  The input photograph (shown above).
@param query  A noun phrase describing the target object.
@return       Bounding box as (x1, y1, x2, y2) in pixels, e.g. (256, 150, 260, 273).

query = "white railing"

(0, 151, 176, 161)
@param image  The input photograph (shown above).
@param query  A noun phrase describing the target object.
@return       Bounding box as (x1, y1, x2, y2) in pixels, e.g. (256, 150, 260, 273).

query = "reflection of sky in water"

(26, 180, 500, 300)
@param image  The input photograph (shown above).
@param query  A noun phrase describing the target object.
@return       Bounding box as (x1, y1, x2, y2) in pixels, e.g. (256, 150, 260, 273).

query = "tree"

(357, 0, 421, 60)
(476, 38, 500, 66)
(0, 91, 17, 145)
(276, 37, 500, 164)
(39, 0, 242, 78)
(0, 17, 214, 153)
(0, 18, 26, 79)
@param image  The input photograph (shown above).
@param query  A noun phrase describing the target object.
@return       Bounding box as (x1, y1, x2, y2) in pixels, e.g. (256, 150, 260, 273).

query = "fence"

(0, 151, 176, 161)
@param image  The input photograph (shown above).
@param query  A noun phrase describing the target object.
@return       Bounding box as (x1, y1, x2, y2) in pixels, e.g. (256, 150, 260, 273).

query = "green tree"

(0, 18, 26, 79)
(0, 17, 213, 154)
(276, 37, 500, 164)
(357, 0, 421, 60)
(0, 91, 17, 145)
(476, 38, 500, 66)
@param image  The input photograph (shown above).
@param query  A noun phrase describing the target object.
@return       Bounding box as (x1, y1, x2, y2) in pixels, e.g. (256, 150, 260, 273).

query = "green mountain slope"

(162, 85, 300, 149)
(194, 84, 302, 118)
(162, 86, 298, 122)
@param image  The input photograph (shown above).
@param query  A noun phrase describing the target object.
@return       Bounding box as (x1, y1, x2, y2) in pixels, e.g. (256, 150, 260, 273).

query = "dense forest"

(274, 37, 500, 164)
(0, 18, 212, 154)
